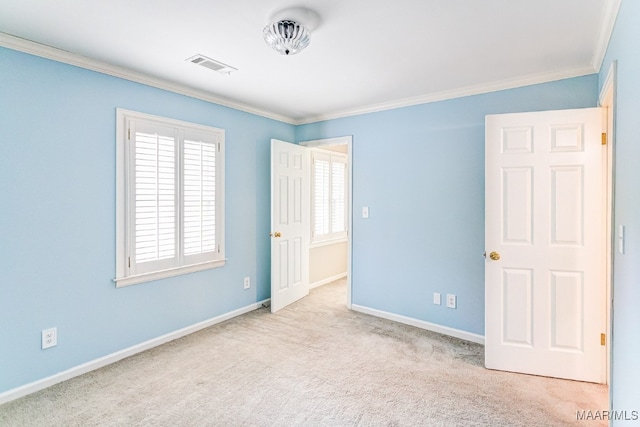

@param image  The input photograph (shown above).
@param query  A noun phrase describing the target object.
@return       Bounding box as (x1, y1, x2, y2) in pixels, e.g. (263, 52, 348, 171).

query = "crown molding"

(591, 0, 622, 72)
(1, 29, 611, 128)
(295, 65, 597, 125)
(0, 32, 296, 125)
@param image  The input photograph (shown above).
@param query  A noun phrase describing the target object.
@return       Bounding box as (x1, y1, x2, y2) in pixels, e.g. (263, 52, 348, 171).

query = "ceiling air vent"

(186, 54, 237, 75)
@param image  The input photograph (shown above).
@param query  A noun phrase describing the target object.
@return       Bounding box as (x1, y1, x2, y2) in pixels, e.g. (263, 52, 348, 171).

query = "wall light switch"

(362, 207, 369, 219)
(618, 225, 625, 254)
(433, 292, 441, 305)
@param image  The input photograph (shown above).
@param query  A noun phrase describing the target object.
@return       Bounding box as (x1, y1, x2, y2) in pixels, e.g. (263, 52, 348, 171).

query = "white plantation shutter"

(116, 109, 225, 287)
(311, 151, 348, 242)
(183, 133, 218, 260)
(331, 159, 346, 233)
(132, 123, 177, 273)
(313, 157, 330, 236)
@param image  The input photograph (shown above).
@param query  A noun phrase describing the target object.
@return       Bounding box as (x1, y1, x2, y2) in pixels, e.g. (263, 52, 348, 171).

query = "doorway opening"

(300, 136, 353, 308)
(484, 62, 616, 390)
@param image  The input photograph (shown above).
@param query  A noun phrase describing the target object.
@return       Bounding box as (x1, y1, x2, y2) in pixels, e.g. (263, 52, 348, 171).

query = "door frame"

(599, 61, 616, 391)
(299, 136, 353, 308)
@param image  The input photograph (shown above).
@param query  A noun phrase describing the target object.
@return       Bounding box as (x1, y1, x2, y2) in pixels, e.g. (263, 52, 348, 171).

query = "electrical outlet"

(433, 292, 441, 305)
(42, 327, 57, 349)
(446, 294, 457, 309)
(243, 276, 251, 289)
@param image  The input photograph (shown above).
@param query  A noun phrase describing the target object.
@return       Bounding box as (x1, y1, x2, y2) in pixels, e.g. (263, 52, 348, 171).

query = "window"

(115, 109, 225, 287)
(311, 150, 347, 243)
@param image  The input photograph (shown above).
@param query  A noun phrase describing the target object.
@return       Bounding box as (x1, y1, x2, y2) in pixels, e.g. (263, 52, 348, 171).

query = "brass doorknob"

(270, 232, 282, 238)
(489, 251, 500, 261)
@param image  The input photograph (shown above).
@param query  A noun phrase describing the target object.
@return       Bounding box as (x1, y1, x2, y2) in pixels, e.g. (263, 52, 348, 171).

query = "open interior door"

(485, 108, 606, 383)
(270, 139, 310, 312)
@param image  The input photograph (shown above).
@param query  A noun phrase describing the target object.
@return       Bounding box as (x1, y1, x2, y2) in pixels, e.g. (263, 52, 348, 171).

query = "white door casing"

(270, 139, 310, 313)
(485, 108, 606, 383)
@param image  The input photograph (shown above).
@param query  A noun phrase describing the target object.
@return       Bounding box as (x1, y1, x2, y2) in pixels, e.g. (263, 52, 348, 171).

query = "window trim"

(311, 149, 348, 244)
(114, 109, 225, 287)
(309, 236, 348, 249)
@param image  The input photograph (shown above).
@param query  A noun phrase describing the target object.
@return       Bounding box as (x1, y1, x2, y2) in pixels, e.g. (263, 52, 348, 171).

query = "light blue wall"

(0, 47, 295, 393)
(297, 75, 599, 336)
(599, 0, 640, 419)
(0, 41, 607, 397)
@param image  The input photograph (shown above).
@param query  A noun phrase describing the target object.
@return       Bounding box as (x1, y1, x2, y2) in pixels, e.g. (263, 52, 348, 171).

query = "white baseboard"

(310, 272, 347, 289)
(0, 298, 270, 406)
(351, 304, 484, 345)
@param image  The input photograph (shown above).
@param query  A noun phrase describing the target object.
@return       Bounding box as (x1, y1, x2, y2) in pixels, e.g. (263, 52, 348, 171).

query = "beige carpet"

(0, 280, 607, 426)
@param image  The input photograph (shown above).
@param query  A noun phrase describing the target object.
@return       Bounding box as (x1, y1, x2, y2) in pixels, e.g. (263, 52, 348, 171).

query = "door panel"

(549, 271, 583, 351)
(485, 108, 605, 383)
(270, 139, 310, 312)
(550, 166, 584, 245)
(502, 268, 533, 346)
(502, 167, 533, 244)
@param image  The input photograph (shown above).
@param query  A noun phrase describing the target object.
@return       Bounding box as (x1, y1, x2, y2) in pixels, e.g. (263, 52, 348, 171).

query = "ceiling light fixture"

(263, 20, 310, 56)
(263, 7, 319, 56)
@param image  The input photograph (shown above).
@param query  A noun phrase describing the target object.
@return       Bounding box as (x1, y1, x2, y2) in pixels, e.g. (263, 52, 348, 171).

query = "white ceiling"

(0, 0, 617, 124)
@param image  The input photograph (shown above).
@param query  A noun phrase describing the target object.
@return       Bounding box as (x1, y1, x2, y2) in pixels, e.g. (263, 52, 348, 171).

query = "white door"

(270, 139, 310, 313)
(485, 108, 606, 383)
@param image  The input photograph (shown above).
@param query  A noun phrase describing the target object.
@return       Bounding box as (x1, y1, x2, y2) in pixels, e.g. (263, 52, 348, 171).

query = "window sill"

(114, 259, 227, 288)
(309, 237, 348, 249)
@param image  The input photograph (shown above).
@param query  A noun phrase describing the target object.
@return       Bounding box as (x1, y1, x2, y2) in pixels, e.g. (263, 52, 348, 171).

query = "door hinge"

(218, 142, 221, 152)
(128, 257, 131, 268)
(128, 128, 131, 140)
(601, 333, 606, 346)
(601, 132, 607, 146)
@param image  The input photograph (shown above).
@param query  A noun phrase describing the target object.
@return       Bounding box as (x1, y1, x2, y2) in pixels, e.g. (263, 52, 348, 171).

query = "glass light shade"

(263, 20, 310, 55)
